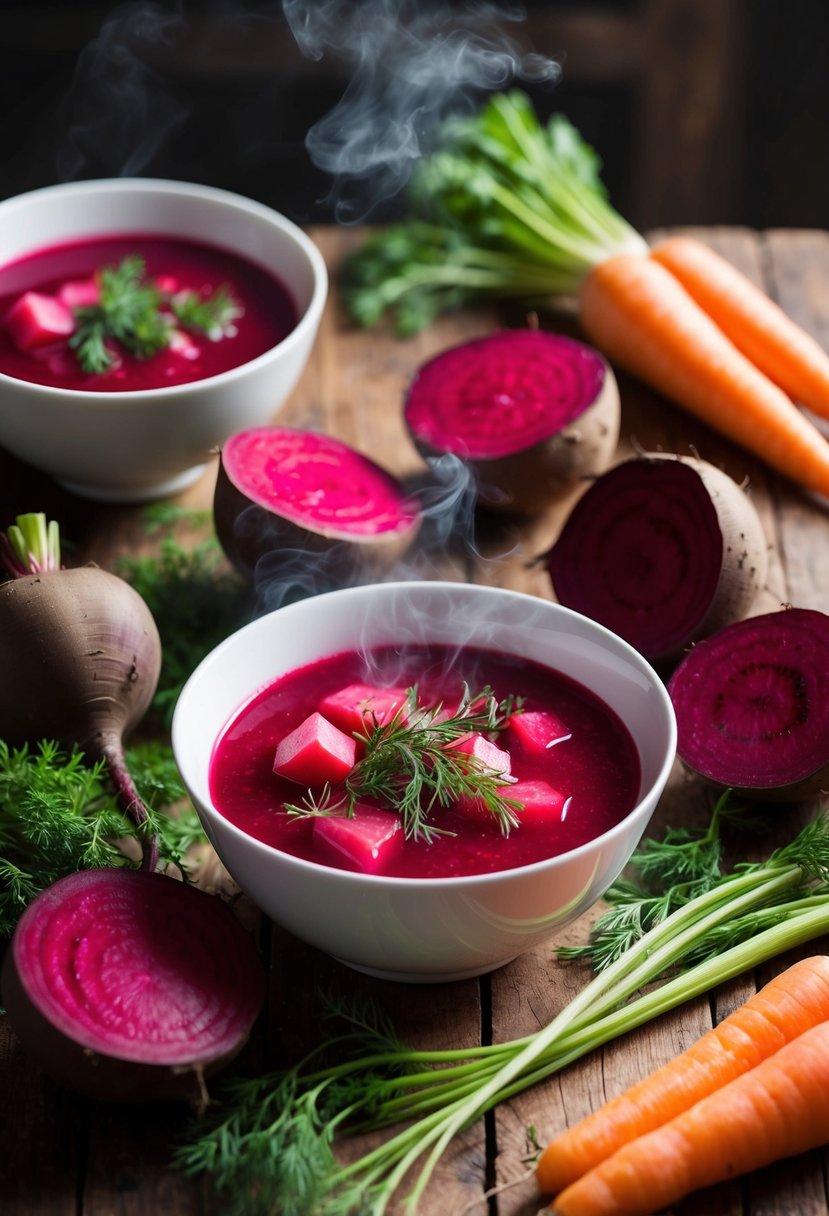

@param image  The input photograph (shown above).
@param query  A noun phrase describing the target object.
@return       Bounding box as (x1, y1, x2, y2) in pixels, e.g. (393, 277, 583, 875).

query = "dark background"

(1, 0, 828, 233)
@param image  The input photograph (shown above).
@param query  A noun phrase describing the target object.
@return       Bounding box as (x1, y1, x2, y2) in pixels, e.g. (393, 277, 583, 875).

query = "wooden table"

(3, 226, 829, 1215)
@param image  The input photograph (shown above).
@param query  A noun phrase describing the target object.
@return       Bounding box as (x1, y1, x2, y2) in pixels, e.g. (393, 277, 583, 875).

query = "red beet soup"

(209, 643, 642, 879)
(0, 234, 298, 391)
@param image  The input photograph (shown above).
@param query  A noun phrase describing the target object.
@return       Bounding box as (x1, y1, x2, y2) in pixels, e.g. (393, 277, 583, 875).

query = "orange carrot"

(536, 955, 829, 1197)
(578, 251, 829, 498)
(543, 1016, 829, 1216)
(652, 235, 829, 421)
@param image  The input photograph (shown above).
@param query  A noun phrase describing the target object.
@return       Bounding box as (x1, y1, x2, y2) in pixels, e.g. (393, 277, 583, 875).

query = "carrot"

(578, 251, 829, 498)
(536, 955, 829, 1197)
(652, 235, 829, 421)
(543, 1015, 829, 1216)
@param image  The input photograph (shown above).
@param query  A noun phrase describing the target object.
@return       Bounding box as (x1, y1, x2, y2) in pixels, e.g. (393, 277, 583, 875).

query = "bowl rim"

(0, 176, 328, 401)
(172, 581, 678, 892)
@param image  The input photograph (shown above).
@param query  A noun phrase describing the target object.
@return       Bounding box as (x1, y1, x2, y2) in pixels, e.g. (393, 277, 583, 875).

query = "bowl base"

(58, 463, 207, 504)
(333, 954, 518, 984)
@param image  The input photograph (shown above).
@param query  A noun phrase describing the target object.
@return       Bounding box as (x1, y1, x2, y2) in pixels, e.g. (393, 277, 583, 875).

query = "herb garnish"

(287, 684, 524, 841)
(0, 738, 205, 937)
(69, 255, 242, 374)
(176, 804, 829, 1215)
(116, 507, 253, 727)
(342, 90, 646, 336)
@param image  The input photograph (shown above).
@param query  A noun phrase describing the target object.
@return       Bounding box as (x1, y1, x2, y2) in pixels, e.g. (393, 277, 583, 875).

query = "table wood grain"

(2, 226, 829, 1215)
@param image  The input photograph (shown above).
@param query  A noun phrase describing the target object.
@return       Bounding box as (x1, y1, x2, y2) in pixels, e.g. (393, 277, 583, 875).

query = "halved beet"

(1, 868, 265, 1104)
(545, 453, 768, 663)
(214, 426, 421, 582)
(403, 329, 620, 514)
(667, 608, 829, 800)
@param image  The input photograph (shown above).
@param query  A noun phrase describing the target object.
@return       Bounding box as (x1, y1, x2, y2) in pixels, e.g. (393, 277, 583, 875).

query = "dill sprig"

(117, 515, 252, 727)
(558, 790, 748, 969)
(0, 737, 205, 937)
(287, 684, 524, 841)
(175, 809, 829, 1215)
(70, 256, 169, 372)
(68, 255, 242, 374)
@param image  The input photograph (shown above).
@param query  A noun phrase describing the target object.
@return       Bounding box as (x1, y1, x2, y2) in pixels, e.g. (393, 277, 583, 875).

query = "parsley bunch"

(343, 90, 646, 335)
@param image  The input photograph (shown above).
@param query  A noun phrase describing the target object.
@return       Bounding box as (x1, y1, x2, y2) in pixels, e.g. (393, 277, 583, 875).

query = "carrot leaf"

(174, 807, 829, 1214)
(342, 90, 646, 334)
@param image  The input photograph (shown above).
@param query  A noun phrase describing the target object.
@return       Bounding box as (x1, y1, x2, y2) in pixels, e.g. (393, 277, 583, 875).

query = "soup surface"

(0, 234, 298, 391)
(209, 643, 641, 879)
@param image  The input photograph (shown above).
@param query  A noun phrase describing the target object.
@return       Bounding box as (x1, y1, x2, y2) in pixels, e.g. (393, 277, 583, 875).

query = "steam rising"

(253, 453, 504, 616)
(56, 0, 560, 211)
(53, 0, 544, 617)
(282, 0, 561, 220)
(57, 1, 191, 180)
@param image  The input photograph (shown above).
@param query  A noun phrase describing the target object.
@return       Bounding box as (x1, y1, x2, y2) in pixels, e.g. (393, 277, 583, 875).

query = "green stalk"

(447, 900, 829, 1117)
(401, 866, 808, 1209)
(0, 512, 61, 577)
(343, 90, 650, 333)
(487, 94, 643, 252)
(179, 814, 829, 1216)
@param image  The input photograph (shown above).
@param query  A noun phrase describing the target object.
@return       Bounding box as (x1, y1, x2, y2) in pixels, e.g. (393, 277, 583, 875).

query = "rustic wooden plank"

(630, 1, 747, 228)
(0, 1021, 84, 1215)
(762, 229, 829, 610)
(266, 923, 487, 1213)
(82, 1102, 218, 1216)
(4, 225, 829, 1216)
(489, 227, 829, 1216)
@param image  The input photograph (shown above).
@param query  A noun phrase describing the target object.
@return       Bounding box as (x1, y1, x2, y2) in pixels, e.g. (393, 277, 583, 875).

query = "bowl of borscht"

(0, 178, 327, 501)
(172, 581, 677, 983)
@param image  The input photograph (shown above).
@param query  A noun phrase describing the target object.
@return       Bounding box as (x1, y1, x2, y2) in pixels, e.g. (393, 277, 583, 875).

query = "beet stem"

(99, 738, 159, 872)
(1, 513, 61, 578)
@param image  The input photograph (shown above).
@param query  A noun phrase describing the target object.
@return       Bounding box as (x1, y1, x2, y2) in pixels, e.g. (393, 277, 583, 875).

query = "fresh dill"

(557, 790, 760, 969)
(68, 255, 241, 374)
(117, 512, 253, 726)
(286, 684, 524, 841)
(175, 807, 829, 1215)
(0, 738, 205, 937)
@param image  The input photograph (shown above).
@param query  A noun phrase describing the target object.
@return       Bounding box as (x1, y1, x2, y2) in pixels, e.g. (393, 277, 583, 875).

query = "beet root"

(214, 425, 422, 583)
(403, 329, 620, 515)
(1, 868, 265, 1104)
(667, 607, 829, 800)
(0, 566, 161, 754)
(545, 453, 768, 663)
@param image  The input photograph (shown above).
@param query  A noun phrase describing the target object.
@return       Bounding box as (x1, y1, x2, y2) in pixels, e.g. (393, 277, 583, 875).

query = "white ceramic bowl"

(172, 582, 677, 983)
(0, 178, 327, 502)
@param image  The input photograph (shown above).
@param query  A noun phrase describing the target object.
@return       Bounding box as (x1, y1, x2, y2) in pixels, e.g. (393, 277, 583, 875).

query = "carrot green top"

(342, 90, 646, 335)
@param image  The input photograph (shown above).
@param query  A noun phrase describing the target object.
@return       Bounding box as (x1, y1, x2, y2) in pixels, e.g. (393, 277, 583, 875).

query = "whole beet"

(0, 515, 162, 864)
